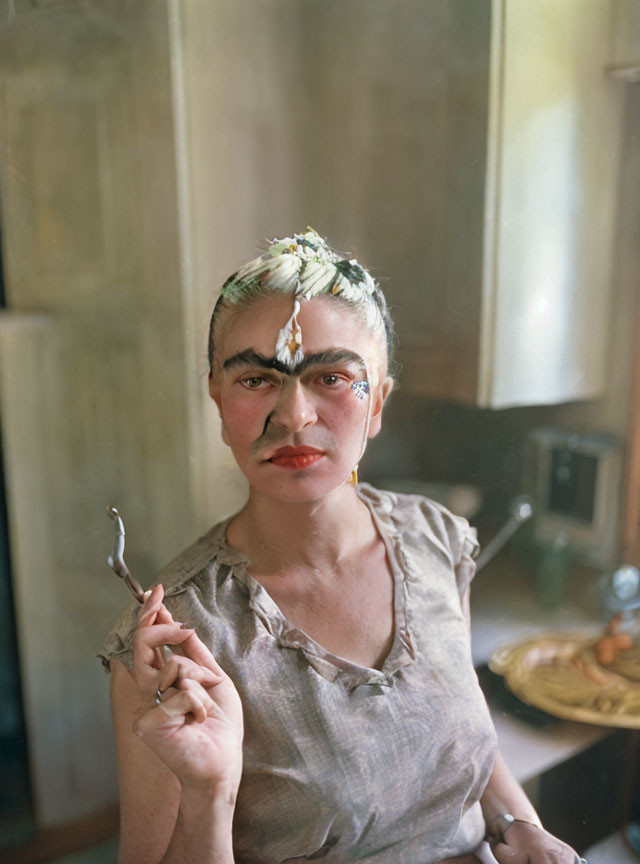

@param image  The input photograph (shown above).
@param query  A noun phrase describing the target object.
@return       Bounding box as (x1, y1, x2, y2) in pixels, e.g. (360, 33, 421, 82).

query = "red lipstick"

(267, 445, 325, 470)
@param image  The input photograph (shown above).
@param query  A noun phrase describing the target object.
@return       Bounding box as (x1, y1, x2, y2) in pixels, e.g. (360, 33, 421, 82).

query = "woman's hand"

(491, 821, 580, 863)
(132, 584, 219, 698)
(130, 585, 244, 797)
(480, 751, 581, 864)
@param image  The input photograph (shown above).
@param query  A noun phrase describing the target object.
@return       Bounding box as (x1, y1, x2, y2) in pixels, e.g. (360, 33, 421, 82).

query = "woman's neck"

(227, 483, 376, 578)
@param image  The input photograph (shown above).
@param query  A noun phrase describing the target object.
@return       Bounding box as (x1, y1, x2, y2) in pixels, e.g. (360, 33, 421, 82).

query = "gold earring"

(349, 465, 359, 485)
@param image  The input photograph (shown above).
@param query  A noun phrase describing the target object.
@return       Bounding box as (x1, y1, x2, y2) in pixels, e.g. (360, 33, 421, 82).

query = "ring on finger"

(155, 687, 164, 705)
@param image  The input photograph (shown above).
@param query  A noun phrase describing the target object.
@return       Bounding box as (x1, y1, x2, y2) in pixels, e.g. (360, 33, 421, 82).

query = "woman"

(101, 230, 584, 864)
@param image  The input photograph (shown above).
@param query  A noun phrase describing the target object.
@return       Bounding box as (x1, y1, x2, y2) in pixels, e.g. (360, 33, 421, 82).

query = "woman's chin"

(246, 463, 354, 504)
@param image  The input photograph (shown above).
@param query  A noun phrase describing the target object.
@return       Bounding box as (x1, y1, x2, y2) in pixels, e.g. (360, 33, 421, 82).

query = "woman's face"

(209, 294, 391, 504)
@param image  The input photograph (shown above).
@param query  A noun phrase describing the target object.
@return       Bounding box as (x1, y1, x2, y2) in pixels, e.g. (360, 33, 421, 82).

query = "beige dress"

(99, 484, 498, 864)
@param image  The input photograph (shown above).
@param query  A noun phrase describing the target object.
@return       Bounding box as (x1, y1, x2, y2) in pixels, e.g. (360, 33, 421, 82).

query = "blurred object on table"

(526, 428, 624, 569)
(602, 565, 640, 619)
(475, 495, 534, 572)
(490, 630, 640, 728)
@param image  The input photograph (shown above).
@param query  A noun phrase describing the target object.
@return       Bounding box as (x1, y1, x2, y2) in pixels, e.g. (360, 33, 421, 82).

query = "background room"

(0, 1, 639, 862)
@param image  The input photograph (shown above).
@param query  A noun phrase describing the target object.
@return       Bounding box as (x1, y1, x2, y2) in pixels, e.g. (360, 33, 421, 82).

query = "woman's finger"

(138, 584, 180, 628)
(178, 678, 218, 718)
(490, 843, 528, 863)
(137, 584, 165, 627)
(137, 586, 219, 669)
(178, 629, 228, 678)
(132, 623, 195, 678)
(134, 622, 194, 651)
(135, 680, 215, 736)
(155, 603, 175, 625)
(157, 656, 220, 694)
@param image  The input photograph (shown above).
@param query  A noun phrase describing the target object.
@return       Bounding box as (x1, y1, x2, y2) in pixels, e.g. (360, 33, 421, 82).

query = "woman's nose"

(270, 380, 317, 431)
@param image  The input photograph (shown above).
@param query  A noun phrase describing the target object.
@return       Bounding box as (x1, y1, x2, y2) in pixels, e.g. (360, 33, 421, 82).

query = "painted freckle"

(351, 381, 370, 400)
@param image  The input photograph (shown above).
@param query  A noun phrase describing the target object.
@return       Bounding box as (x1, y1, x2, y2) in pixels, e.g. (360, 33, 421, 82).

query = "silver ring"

(155, 687, 163, 705)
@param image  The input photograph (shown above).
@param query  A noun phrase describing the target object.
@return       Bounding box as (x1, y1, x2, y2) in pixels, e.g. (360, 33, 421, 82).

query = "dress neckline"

(210, 484, 416, 689)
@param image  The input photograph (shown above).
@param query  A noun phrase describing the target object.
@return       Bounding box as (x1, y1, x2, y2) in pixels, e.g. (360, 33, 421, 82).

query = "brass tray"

(489, 633, 640, 728)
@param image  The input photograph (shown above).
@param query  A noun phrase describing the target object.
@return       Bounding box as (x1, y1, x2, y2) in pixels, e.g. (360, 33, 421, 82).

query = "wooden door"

(0, 0, 193, 826)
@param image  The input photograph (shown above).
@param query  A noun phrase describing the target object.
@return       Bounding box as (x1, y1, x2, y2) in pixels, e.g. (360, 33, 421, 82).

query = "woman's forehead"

(219, 294, 379, 361)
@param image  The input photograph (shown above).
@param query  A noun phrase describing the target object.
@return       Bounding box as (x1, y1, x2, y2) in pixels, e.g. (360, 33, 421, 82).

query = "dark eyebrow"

(222, 348, 367, 376)
(296, 350, 367, 375)
(222, 350, 289, 374)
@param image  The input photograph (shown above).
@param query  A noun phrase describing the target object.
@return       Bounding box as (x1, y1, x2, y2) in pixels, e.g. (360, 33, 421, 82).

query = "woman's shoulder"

(357, 482, 480, 592)
(358, 481, 475, 541)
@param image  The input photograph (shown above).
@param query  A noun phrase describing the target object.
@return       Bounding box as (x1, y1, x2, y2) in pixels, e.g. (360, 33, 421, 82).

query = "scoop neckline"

(215, 484, 416, 688)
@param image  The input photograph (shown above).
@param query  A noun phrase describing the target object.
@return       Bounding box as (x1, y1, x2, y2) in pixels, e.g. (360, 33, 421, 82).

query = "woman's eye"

(240, 376, 268, 390)
(317, 373, 353, 391)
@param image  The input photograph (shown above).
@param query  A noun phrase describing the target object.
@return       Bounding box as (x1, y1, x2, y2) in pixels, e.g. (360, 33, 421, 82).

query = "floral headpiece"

(220, 228, 380, 366)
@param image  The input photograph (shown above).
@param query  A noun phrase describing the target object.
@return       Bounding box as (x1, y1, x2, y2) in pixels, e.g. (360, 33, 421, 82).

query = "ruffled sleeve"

(357, 483, 481, 600)
(97, 599, 139, 673)
(419, 499, 480, 598)
(453, 519, 480, 598)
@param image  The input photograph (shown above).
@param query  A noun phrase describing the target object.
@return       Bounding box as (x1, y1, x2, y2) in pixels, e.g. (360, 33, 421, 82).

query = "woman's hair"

(208, 229, 397, 377)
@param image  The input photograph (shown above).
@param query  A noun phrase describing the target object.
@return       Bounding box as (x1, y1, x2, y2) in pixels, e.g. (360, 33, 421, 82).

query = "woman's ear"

(367, 376, 394, 439)
(208, 373, 231, 446)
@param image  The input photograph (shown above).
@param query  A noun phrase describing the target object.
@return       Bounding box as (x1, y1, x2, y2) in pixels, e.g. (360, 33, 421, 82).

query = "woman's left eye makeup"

(351, 380, 370, 400)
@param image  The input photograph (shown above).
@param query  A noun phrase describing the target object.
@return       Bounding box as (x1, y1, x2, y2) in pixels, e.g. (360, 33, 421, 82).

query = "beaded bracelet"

(486, 813, 540, 843)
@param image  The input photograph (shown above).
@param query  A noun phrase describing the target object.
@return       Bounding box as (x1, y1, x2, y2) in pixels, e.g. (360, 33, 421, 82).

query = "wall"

(364, 83, 640, 533)
(0, 0, 209, 826)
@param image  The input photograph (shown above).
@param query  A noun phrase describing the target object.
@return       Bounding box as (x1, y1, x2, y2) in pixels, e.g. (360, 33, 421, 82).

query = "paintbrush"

(106, 506, 171, 667)
(106, 506, 146, 603)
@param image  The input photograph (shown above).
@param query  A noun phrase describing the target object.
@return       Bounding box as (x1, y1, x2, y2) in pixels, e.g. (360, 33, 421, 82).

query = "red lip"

(266, 445, 326, 471)
(269, 445, 325, 458)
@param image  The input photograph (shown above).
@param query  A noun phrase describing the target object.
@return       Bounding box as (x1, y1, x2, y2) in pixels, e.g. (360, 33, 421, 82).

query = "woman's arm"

(463, 587, 579, 863)
(111, 659, 181, 862)
(480, 752, 580, 863)
(112, 661, 237, 864)
(480, 749, 541, 837)
(111, 586, 243, 864)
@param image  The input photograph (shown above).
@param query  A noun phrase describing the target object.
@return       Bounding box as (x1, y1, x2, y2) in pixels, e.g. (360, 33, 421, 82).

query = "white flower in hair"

(220, 228, 382, 366)
(265, 253, 302, 290)
(275, 298, 304, 366)
(298, 259, 338, 299)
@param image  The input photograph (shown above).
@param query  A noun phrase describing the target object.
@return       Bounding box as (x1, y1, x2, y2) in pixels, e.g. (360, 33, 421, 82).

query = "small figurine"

(594, 613, 634, 667)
